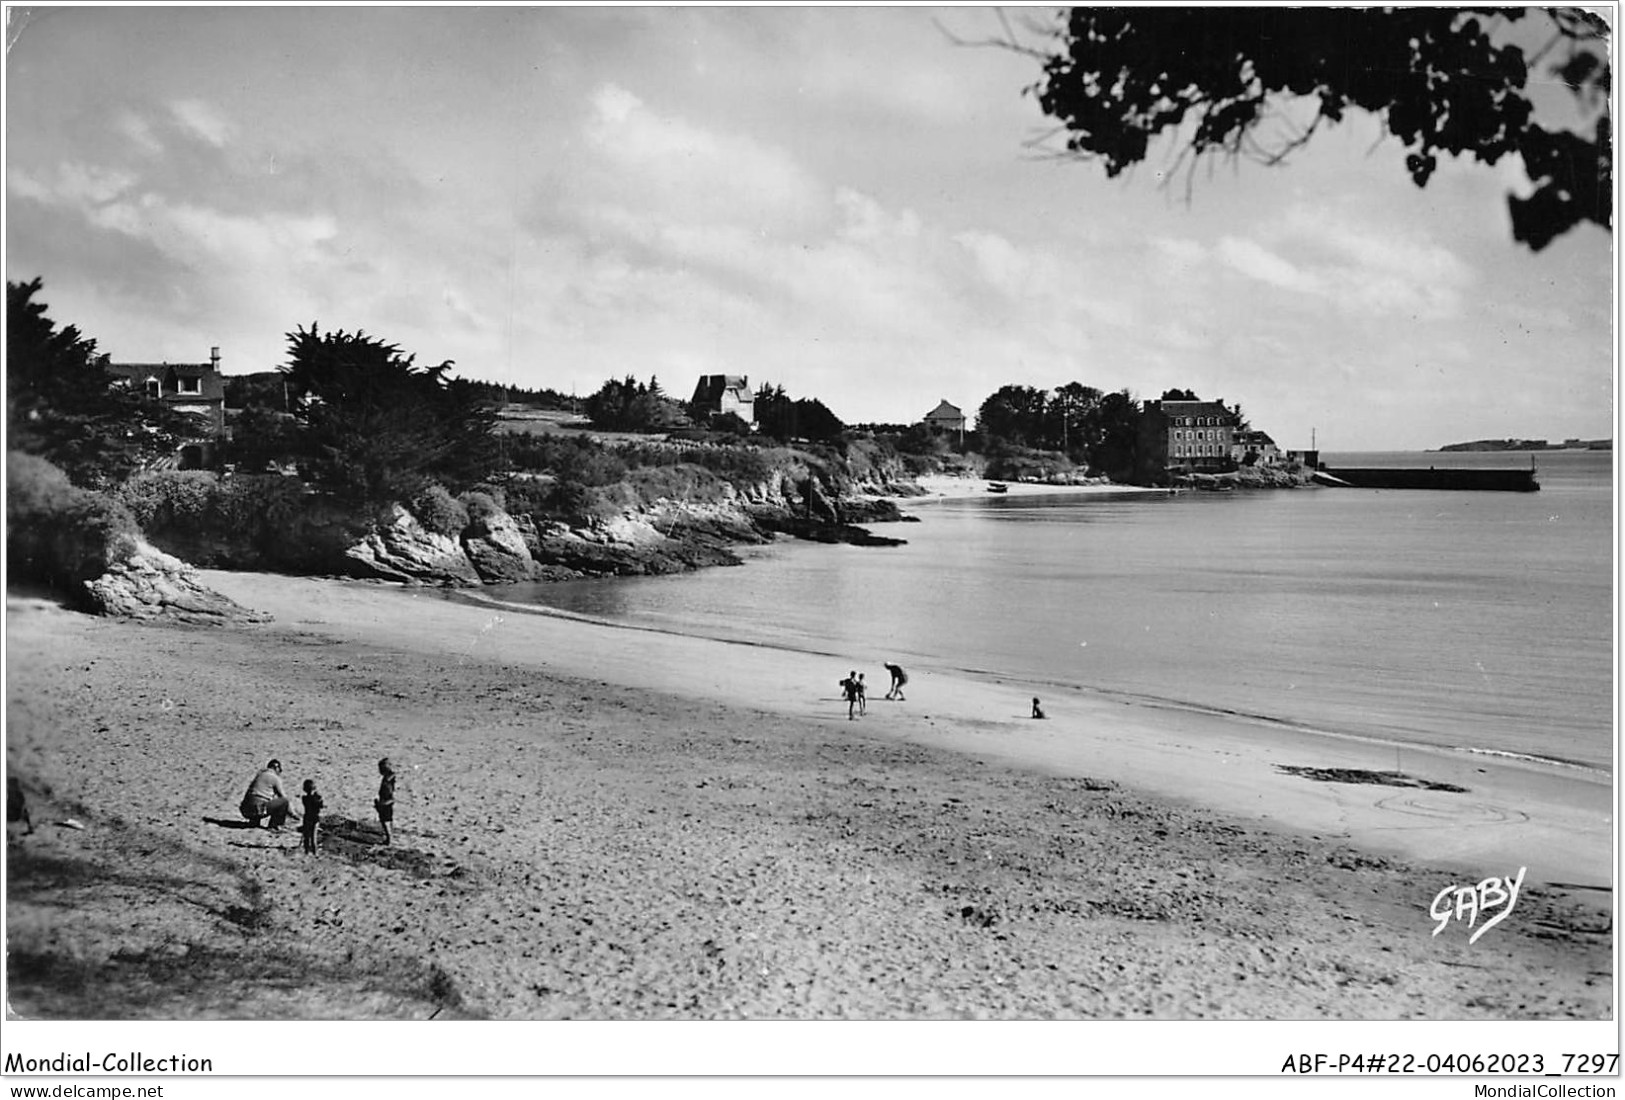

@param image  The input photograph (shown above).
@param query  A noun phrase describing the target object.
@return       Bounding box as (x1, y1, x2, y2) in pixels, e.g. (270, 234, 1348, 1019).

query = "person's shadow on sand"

(201, 816, 259, 830)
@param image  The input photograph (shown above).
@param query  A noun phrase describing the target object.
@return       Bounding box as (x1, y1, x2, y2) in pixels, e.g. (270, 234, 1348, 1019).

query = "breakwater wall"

(1318, 467, 1540, 492)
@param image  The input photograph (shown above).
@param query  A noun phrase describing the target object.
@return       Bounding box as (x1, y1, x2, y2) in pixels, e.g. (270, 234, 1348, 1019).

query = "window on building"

(178, 376, 201, 395)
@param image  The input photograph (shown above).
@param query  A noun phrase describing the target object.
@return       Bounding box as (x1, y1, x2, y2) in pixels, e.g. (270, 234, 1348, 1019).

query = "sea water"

(503, 449, 1615, 773)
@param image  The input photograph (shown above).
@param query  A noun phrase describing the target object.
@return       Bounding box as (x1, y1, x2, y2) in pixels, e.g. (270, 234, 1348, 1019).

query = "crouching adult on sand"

(240, 759, 293, 830)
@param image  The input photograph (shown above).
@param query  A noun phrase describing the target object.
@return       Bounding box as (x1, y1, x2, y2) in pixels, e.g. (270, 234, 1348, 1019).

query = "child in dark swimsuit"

(374, 758, 396, 845)
(300, 779, 323, 855)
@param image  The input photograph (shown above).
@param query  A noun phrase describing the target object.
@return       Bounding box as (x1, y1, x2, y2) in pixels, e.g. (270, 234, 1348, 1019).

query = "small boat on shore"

(986, 481, 1008, 494)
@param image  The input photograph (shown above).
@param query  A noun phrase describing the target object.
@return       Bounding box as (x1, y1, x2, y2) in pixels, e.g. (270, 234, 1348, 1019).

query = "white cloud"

(951, 229, 1031, 298)
(1215, 208, 1475, 324)
(11, 163, 139, 207)
(170, 99, 233, 147)
(1151, 236, 1207, 269)
(116, 110, 164, 156)
(835, 187, 921, 244)
(1279, 206, 1474, 319)
(13, 160, 336, 277)
(7, 168, 51, 204)
(1217, 236, 1323, 295)
(112, 196, 335, 270)
(581, 83, 822, 231)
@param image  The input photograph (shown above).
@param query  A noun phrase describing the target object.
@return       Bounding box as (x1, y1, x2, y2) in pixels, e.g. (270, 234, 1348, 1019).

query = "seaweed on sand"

(1273, 766, 1468, 793)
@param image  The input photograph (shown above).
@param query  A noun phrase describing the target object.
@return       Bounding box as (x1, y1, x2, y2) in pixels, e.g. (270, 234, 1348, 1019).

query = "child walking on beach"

(374, 757, 396, 845)
(840, 672, 860, 720)
(300, 779, 323, 855)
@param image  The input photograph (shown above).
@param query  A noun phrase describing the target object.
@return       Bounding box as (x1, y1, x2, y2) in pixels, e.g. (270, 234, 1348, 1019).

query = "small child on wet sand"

(840, 672, 860, 720)
(374, 758, 396, 845)
(300, 779, 323, 855)
(856, 673, 867, 715)
(1032, 697, 1046, 720)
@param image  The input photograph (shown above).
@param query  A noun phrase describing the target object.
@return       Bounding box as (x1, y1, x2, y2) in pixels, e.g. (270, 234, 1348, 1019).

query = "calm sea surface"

(494, 450, 1615, 773)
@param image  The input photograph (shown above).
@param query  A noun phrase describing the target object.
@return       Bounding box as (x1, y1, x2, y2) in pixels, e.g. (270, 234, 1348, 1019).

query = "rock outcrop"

(344, 505, 483, 586)
(461, 509, 540, 584)
(84, 538, 271, 624)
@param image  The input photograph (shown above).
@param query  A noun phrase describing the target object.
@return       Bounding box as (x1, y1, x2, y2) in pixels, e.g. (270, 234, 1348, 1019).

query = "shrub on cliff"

(115, 469, 325, 568)
(506, 434, 628, 487)
(459, 490, 504, 524)
(704, 412, 754, 438)
(628, 464, 730, 506)
(984, 443, 1078, 483)
(7, 451, 141, 589)
(494, 477, 553, 522)
(411, 484, 470, 537)
(118, 470, 218, 532)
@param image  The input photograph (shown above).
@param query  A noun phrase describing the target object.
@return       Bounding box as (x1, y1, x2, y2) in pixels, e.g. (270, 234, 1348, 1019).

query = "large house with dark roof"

(104, 348, 228, 436)
(691, 374, 755, 424)
(1137, 396, 1243, 480)
(104, 347, 229, 468)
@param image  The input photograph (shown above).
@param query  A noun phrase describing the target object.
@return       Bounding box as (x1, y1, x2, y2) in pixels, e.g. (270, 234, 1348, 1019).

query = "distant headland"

(1435, 438, 1612, 452)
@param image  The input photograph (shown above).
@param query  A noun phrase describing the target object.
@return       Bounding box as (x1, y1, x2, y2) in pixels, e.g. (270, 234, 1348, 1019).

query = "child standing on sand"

(300, 779, 323, 855)
(840, 672, 860, 720)
(374, 758, 396, 845)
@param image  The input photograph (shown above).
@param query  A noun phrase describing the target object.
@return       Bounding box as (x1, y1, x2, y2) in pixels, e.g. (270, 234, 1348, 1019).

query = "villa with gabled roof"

(691, 374, 755, 423)
(104, 347, 228, 437)
(922, 399, 966, 434)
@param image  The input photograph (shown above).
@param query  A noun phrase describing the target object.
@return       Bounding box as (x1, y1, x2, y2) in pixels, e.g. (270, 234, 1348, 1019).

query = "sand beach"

(4, 548, 1611, 1026)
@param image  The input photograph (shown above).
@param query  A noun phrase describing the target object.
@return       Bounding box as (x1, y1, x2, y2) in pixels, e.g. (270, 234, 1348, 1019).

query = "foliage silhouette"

(584, 375, 690, 432)
(282, 324, 500, 503)
(1010, 7, 1609, 250)
(8, 279, 202, 488)
(754, 383, 845, 444)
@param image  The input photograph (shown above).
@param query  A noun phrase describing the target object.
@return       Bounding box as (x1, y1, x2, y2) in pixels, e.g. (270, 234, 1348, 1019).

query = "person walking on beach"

(884, 663, 908, 701)
(374, 757, 397, 845)
(856, 673, 868, 715)
(840, 672, 860, 720)
(240, 759, 294, 830)
(300, 779, 324, 855)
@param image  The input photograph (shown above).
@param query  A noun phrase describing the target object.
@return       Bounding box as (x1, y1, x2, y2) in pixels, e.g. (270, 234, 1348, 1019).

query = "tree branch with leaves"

(995, 7, 1609, 251)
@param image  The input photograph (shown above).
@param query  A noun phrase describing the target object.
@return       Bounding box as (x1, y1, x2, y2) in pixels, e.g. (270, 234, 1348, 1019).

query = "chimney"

(210, 347, 221, 370)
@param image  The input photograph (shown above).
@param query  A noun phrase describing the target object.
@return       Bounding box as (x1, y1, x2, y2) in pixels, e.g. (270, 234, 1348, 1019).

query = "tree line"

(11, 276, 1244, 512)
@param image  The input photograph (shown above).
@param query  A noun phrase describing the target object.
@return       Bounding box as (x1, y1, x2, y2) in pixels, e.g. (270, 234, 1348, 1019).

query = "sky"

(4, 5, 1615, 451)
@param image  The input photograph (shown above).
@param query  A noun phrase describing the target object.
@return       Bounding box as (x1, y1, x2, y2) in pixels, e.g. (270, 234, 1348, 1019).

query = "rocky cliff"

(341, 475, 911, 587)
